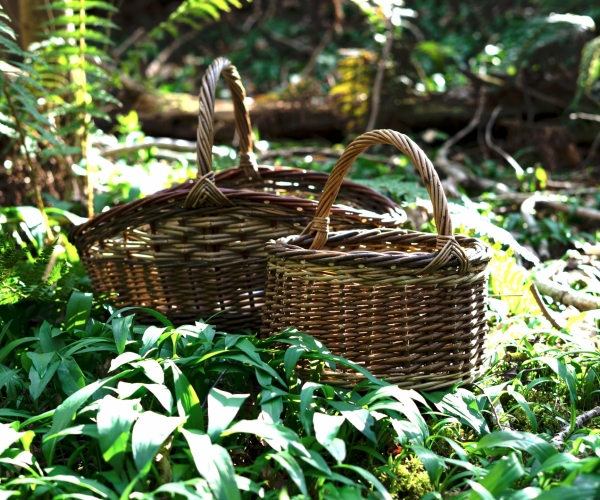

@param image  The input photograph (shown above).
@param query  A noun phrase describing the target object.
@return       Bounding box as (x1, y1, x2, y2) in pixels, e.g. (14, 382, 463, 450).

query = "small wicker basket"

(68, 62, 404, 330)
(262, 130, 493, 390)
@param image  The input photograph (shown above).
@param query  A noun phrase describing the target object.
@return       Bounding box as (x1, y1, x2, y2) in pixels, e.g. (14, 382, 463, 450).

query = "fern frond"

(149, 0, 242, 39)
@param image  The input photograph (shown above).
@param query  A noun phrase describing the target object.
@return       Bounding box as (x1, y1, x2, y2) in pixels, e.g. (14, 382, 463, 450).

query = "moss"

(377, 455, 433, 500)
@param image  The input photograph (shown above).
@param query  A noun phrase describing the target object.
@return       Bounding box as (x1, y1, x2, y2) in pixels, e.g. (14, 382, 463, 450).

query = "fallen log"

(113, 77, 575, 143)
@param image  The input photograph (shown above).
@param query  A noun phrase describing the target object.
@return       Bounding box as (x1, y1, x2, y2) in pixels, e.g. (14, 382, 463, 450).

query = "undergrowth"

(0, 284, 599, 499)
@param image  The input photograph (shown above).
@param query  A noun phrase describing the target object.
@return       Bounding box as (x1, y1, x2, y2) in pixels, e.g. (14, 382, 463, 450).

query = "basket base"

(297, 364, 487, 391)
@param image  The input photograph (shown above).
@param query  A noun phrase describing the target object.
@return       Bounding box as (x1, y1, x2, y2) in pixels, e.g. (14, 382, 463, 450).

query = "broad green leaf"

(56, 358, 86, 397)
(140, 326, 167, 356)
(37, 321, 57, 353)
(534, 452, 579, 475)
(28, 360, 60, 400)
(112, 316, 134, 355)
(97, 396, 141, 469)
(507, 388, 537, 433)
(131, 411, 185, 475)
(44, 423, 99, 440)
(300, 448, 333, 477)
(0, 423, 33, 455)
(0, 368, 19, 391)
(268, 451, 308, 497)
(412, 445, 446, 486)
(476, 453, 525, 496)
(358, 385, 428, 437)
(116, 382, 173, 412)
(207, 388, 249, 441)
(223, 420, 309, 457)
(476, 430, 557, 463)
(283, 346, 303, 380)
(64, 292, 93, 331)
(44, 470, 119, 500)
(27, 351, 56, 377)
(0, 337, 37, 365)
(260, 393, 284, 424)
(328, 401, 376, 443)
(109, 352, 142, 372)
(168, 360, 204, 430)
(43, 370, 133, 464)
(466, 480, 495, 500)
(499, 487, 542, 499)
(107, 306, 173, 328)
(314, 412, 346, 463)
(131, 359, 164, 384)
(182, 428, 241, 500)
(299, 382, 322, 435)
(423, 390, 489, 436)
(154, 482, 213, 500)
(533, 357, 578, 405)
(336, 464, 393, 500)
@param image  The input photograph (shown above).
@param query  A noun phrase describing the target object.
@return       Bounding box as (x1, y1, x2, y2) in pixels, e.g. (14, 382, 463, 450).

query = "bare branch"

(485, 105, 524, 177)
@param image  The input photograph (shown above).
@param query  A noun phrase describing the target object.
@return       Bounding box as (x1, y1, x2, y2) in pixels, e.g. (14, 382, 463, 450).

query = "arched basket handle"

(308, 130, 454, 254)
(196, 57, 259, 180)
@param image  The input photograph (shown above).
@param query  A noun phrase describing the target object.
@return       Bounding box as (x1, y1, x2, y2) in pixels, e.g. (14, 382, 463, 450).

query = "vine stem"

(2, 84, 53, 242)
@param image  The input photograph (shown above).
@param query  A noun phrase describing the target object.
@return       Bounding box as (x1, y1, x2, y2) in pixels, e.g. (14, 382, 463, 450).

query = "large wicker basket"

(262, 130, 493, 390)
(68, 62, 404, 331)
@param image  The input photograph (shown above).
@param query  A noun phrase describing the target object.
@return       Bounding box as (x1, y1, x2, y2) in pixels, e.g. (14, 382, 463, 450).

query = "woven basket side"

(75, 197, 403, 329)
(262, 253, 489, 390)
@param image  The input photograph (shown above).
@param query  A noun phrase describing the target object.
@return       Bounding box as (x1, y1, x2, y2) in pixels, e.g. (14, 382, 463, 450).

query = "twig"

(366, 19, 394, 132)
(474, 383, 506, 431)
(99, 140, 396, 166)
(112, 27, 146, 60)
(520, 195, 550, 260)
(529, 283, 563, 330)
(201, 364, 232, 409)
(145, 30, 198, 79)
(265, 0, 277, 20)
(536, 199, 600, 222)
(569, 112, 600, 123)
(300, 28, 334, 80)
(532, 274, 600, 311)
(441, 86, 487, 150)
(332, 0, 344, 33)
(242, 0, 263, 32)
(433, 88, 510, 194)
(515, 82, 567, 109)
(269, 31, 313, 53)
(256, 147, 395, 166)
(552, 405, 600, 446)
(485, 105, 524, 177)
(577, 129, 600, 170)
(100, 137, 197, 157)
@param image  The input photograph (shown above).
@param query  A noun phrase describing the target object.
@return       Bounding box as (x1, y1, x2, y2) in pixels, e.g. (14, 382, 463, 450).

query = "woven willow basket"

(262, 130, 493, 390)
(68, 62, 404, 330)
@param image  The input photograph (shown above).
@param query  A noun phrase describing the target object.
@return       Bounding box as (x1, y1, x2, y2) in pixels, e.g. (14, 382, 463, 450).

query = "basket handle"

(307, 130, 463, 270)
(196, 57, 260, 180)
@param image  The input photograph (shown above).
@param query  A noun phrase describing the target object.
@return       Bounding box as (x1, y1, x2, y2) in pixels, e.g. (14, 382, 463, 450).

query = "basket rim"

(266, 228, 492, 270)
(69, 169, 405, 240)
